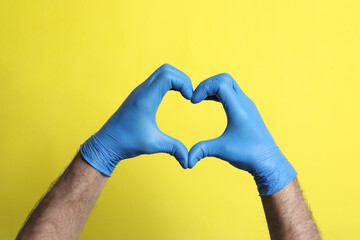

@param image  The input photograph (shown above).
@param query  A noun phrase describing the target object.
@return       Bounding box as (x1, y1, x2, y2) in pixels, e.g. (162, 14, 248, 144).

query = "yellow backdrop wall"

(1, 0, 359, 239)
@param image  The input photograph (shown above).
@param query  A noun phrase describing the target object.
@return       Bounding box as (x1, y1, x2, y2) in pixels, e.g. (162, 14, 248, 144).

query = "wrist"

(80, 133, 122, 177)
(249, 148, 297, 196)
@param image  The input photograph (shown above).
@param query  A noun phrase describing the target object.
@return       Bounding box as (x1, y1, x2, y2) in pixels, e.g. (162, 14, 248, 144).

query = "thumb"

(188, 139, 219, 169)
(157, 133, 189, 169)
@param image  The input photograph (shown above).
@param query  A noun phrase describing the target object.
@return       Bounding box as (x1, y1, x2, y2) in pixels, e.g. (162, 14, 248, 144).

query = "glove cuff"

(80, 134, 121, 177)
(249, 149, 297, 196)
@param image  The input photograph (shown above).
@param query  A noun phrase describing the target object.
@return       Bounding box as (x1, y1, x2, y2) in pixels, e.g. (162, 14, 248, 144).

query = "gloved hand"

(188, 73, 297, 196)
(81, 64, 193, 176)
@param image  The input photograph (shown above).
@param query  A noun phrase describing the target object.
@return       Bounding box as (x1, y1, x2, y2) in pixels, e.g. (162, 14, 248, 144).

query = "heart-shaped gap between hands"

(156, 90, 227, 162)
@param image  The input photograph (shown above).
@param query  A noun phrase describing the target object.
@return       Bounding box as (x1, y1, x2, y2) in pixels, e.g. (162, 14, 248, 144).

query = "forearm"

(17, 152, 108, 240)
(261, 177, 320, 240)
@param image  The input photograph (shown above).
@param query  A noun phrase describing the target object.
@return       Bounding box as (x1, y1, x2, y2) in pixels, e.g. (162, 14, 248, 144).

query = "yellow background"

(1, 0, 359, 239)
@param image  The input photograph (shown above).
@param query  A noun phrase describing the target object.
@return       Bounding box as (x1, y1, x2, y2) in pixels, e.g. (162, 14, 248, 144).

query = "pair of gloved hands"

(81, 64, 297, 196)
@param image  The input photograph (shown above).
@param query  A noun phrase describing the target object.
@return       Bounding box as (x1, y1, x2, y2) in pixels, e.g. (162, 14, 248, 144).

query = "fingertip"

(178, 156, 188, 169)
(188, 159, 196, 169)
(180, 160, 188, 169)
(158, 133, 189, 169)
(176, 147, 188, 169)
(181, 87, 193, 100)
(182, 76, 194, 101)
(191, 83, 209, 104)
(188, 155, 200, 169)
(190, 96, 197, 104)
(173, 141, 189, 169)
(188, 147, 202, 169)
(190, 93, 202, 104)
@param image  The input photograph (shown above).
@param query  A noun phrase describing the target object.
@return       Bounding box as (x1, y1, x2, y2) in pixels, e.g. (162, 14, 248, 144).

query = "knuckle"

(218, 73, 235, 86)
(218, 81, 230, 91)
(219, 72, 233, 80)
(159, 63, 172, 71)
(160, 70, 172, 79)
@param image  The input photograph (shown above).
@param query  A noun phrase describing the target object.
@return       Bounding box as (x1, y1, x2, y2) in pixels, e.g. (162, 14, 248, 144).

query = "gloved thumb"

(157, 133, 189, 169)
(188, 139, 219, 169)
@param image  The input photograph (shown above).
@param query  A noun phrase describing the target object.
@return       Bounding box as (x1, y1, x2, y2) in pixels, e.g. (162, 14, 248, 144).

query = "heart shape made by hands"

(81, 63, 297, 196)
(156, 90, 227, 163)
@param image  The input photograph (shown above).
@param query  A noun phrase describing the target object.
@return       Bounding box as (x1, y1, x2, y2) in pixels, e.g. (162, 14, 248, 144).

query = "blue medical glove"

(188, 73, 297, 196)
(81, 64, 193, 176)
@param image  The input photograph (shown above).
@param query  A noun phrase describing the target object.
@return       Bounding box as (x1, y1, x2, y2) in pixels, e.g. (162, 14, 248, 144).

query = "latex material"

(81, 64, 193, 176)
(188, 73, 297, 196)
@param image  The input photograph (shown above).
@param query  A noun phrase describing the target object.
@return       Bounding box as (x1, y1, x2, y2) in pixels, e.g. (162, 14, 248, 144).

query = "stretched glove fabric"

(81, 64, 193, 176)
(188, 73, 297, 196)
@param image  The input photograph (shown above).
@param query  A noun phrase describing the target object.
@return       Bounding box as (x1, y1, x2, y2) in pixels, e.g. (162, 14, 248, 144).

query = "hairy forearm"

(17, 152, 108, 240)
(261, 178, 320, 240)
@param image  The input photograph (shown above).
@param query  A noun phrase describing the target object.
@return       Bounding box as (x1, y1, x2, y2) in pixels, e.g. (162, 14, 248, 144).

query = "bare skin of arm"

(16, 152, 108, 240)
(261, 177, 321, 240)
